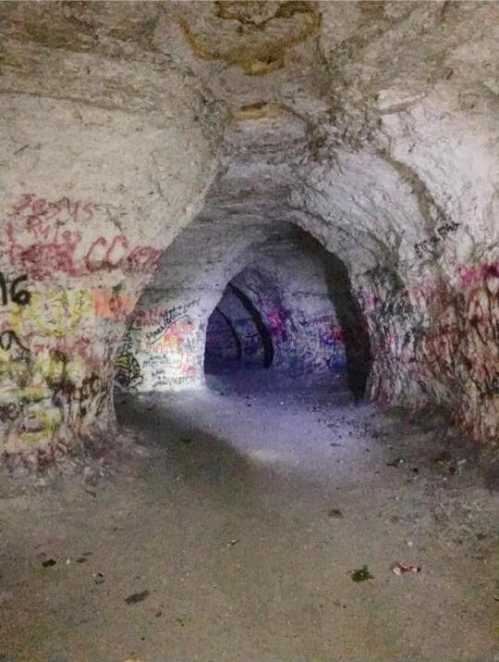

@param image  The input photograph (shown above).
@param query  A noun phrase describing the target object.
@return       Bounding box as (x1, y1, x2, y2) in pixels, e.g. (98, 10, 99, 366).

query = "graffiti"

(53, 371, 107, 421)
(0, 402, 21, 423)
(0, 330, 29, 353)
(140, 299, 200, 339)
(115, 349, 143, 390)
(93, 288, 136, 321)
(160, 301, 200, 328)
(148, 321, 199, 377)
(114, 332, 143, 391)
(9, 193, 97, 226)
(319, 323, 344, 347)
(0, 269, 32, 360)
(149, 320, 195, 354)
(458, 261, 499, 289)
(362, 260, 498, 441)
(414, 221, 460, 259)
(79, 374, 106, 418)
(2, 194, 163, 280)
(84, 235, 161, 274)
(0, 273, 31, 306)
(124, 312, 204, 391)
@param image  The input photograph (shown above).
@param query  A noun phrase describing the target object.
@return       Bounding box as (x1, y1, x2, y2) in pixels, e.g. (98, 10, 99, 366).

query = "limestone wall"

(1, 1, 498, 465)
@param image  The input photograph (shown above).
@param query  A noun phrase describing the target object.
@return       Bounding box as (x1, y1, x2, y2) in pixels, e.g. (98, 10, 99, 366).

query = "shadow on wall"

(319, 249, 372, 400)
(229, 283, 274, 369)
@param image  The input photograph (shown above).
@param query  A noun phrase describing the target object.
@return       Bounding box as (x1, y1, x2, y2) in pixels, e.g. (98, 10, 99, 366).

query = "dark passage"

(204, 281, 274, 375)
(203, 234, 372, 401)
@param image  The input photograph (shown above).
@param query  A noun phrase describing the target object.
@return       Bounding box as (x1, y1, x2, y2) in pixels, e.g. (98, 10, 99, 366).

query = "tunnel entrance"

(199, 233, 372, 397)
(204, 281, 274, 375)
(114, 224, 371, 400)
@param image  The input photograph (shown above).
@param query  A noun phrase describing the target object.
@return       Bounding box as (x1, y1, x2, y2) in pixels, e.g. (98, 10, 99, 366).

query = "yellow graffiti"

(25, 289, 93, 338)
(1, 287, 136, 339)
(0, 283, 140, 452)
(18, 406, 63, 446)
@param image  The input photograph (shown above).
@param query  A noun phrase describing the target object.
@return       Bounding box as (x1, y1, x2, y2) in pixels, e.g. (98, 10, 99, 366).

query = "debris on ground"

(433, 451, 452, 464)
(328, 508, 344, 518)
(351, 565, 374, 582)
(391, 562, 422, 576)
(41, 558, 57, 567)
(227, 538, 240, 547)
(93, 572, 105, 585)
(125, 590, 150, 605)
(386, 458, 405, 467)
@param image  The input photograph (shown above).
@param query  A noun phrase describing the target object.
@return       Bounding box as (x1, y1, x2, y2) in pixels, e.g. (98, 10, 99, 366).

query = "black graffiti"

(414, 222, 460, 259)
(0, 329, 30, 353)
(0, 402, 21, 422)
(114, 332, 143, 390)
(115, 350, 143, 389)
(0, 273, 31, 306)
(143, 299, 200, 341)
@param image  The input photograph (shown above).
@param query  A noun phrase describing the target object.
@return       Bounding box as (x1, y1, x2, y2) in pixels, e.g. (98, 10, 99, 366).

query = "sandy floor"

(0, 372, 498, 662)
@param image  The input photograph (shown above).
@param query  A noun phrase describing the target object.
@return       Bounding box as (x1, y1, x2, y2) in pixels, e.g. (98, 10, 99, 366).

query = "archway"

(116, 223, 370, 399)
(204, 282, 274, 375)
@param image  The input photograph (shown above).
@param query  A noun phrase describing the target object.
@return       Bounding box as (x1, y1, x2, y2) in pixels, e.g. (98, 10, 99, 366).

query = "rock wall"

(0, 3, 223, 462)
(1, 1, 498, 463)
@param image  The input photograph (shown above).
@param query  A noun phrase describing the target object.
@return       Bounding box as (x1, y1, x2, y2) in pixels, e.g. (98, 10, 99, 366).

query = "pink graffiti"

(458, 262, 499, 289)
(267, 309, 287, 339)
(319, 323, 344, 346)
(2, 194, 162, 280)
(150, 320, 195, 354)
(9, 193, 97, 229)
(84, 235, 161, 274)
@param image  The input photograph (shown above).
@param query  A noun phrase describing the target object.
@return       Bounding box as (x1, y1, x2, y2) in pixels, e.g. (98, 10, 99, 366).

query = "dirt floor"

(1, 371, 499, 662)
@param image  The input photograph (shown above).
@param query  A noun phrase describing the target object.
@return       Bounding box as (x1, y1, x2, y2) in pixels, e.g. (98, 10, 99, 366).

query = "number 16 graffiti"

(0, 273, 31, 306)
(0, 273, 31, 354)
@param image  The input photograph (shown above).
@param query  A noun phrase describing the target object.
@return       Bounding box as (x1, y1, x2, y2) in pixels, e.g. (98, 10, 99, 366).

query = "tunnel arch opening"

(114, 220, 372, 401)
(204, 280, 274, 376)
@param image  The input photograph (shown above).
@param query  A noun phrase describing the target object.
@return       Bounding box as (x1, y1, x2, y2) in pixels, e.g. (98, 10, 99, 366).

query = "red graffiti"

(458, 262, 499, 288)
(10, 193, 96, 228)
(84, 236, 160, 275)
(18, 232, 82, 279)
(2, 194, 162, 279)
(85, 235, 129, 272)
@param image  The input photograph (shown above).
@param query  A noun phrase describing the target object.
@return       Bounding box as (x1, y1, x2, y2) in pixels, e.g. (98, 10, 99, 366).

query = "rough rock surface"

(0, 1, 498, 463)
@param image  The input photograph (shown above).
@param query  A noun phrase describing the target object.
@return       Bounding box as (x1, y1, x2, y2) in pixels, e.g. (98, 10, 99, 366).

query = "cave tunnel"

(201, 235, 372, 400)
(1, 2, 499, 660)
(204, 281, 275, 375)
(121, 223, 371, 400)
